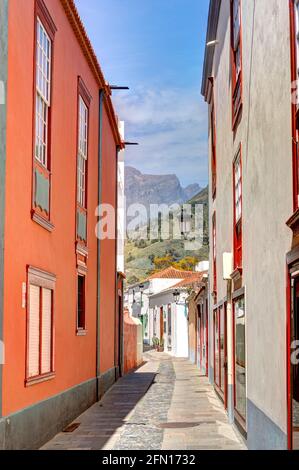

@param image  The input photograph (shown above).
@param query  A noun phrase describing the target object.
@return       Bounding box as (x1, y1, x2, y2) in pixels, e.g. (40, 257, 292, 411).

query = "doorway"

(213, 304, 228, 408)
(160, 306, 164, 345)
(167, 304, 172, 351)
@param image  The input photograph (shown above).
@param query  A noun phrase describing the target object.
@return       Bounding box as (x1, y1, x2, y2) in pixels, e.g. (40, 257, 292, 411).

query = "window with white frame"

(234, 153, 242, 223)
(35, 18, 52, 168)
(77, 96, 88, 207)
(27, 268, 55, 381)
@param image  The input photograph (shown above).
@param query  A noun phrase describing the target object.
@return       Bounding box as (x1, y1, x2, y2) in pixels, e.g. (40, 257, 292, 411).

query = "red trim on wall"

(233, 144, 242, 270)
(286, 266, 292, 450)
(290, 0, 299, 211)
(210, 79, 217, 200)
(230, 0, 243, 131)
(212, 212, 217, 295)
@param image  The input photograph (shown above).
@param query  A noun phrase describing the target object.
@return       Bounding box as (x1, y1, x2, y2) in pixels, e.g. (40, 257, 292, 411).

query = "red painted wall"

(3, 0, 118, 416)
(123, 310, 138, 374)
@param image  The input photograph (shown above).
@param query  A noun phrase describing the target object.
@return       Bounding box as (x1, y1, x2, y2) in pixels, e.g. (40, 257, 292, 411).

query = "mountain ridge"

(125, 166, 201, 214)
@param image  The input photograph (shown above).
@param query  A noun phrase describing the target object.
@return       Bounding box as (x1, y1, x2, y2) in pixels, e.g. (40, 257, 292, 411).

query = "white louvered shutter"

(41, 288, 52, 374)
(28, 285, 40, 377)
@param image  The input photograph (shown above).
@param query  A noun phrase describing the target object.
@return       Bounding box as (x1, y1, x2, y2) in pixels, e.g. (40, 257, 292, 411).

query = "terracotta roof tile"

(171, 272, 207, 289)
(148, 267, 196, 280)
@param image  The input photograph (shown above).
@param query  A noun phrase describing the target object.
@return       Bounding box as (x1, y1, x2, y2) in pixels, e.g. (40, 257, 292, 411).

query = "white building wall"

(117, 121, 125, 274)
(149, 291, 189, 358)
(206, 0, 293, 449)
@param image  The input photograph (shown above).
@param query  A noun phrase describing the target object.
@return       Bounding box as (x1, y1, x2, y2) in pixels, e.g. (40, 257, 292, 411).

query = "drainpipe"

(96, 88, 104, 401)
(0, 0, 8, 419)
(114, 145, 119, 379)
(115, 144, 124, 378)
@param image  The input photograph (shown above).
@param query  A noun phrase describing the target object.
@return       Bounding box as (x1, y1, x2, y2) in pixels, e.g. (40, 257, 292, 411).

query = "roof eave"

(60, 0, 123, 147)
(201, 0, 221, 100)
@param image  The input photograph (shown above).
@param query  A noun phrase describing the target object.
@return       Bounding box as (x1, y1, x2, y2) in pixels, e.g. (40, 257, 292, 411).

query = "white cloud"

(112, 86, 208, 187)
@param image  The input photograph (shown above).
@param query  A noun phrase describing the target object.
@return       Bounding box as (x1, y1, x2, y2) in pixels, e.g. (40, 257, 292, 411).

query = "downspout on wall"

(0, 0, 8, 420)
(115, 145, 120, 379)
(96, 88, 104, 401)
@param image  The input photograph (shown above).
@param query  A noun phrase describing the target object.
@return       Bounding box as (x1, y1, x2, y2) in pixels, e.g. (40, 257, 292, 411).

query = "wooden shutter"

(28, 285, 40, 377)
(41, 288, 52, 374)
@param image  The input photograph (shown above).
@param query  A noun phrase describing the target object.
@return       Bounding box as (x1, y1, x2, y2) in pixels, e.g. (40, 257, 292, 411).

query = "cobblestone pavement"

(41, 352, 246, 450)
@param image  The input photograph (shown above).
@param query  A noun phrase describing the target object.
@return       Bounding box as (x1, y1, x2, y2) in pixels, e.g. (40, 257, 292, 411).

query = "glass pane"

(293, 280, 299, 449)
(233, 0, 240, 48)
(77, 276, 85, 329)
(235, 297, 246, 420)
(214, 311, 219, 386)
(220, 307, 225, 392)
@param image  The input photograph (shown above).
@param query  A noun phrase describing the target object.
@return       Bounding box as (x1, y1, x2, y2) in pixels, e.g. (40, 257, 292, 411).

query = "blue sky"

(75, 0, 209, 188)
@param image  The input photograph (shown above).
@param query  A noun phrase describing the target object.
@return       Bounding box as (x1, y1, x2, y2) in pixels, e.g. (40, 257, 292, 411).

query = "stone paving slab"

(41, 352, 246, 451)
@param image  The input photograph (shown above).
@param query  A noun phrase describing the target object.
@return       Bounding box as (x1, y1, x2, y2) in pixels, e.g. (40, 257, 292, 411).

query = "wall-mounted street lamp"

(110, 85, 130, 91)
(139, 283, 145, 307)
(173, 289, 180, 304)
(206, 40, 219, 47)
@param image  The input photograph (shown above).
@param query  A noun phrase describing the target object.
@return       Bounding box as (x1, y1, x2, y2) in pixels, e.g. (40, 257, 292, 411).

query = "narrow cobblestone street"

(42, 352, 246, 451)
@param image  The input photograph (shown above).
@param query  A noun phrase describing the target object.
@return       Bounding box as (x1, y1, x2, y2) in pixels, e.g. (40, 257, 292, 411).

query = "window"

(76, 79, 91, 244)
(231, 0, 242, 128)
(233, 148, 242, 269)
(290, 0, 299, 209)
(234, 153, 242, 222)
(35, 19, 51, 167)
(77, 96, 88, 208)
(27, 267, 55, 383)
(32, 2, 56, 229)
(233, 295, 246, 424)
(212, 212, 217, 294)
(211, 98, 217, 199)
(77, 275, 86, 330)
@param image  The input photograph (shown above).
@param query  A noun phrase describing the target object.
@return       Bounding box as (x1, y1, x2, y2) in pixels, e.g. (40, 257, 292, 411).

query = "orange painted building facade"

(0, 0, 123, 449)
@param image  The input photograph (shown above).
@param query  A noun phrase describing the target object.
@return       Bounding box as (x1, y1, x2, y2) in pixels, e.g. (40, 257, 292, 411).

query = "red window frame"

(76, 77, 91, 246)
(32, 0, 56, 227)
(205, 298, 209, 377)
(212, 212, 217, 295)
(25, 266, 56, 386)
(290, 0, 299, 210)
(211, 88, 217, 199)
(230, 0, 243, 130)
(233, 146, 242, 270)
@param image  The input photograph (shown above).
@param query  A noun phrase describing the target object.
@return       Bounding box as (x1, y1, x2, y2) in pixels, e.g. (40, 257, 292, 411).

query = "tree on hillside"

(152, 254, 174, 271)
(172, 256, 199, 271)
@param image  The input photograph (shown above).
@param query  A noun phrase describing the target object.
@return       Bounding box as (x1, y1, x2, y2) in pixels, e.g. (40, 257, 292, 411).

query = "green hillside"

(125, 186, 209, 284)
